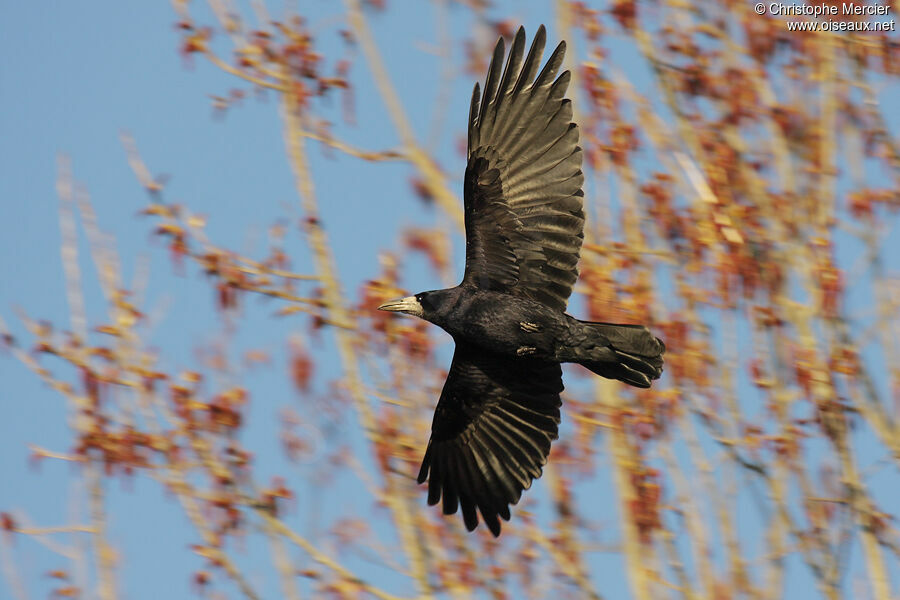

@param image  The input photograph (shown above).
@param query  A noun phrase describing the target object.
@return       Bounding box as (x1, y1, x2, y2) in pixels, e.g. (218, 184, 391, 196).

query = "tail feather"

(578, 321, 666, 388)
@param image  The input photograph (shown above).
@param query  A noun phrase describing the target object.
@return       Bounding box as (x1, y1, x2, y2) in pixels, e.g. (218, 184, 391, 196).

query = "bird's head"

(377, 289, 456, 323)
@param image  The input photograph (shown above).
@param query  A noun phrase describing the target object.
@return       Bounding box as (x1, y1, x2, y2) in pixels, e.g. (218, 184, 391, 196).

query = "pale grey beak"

(377, 296, 423, 317)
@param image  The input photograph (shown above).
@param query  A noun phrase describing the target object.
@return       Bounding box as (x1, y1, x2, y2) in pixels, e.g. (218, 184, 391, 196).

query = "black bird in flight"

(378, 25, 665, 536)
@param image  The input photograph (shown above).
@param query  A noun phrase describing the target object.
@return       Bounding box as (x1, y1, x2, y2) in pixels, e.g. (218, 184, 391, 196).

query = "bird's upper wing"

(417, 341, 563, 536)
(462, 25, 585, 312)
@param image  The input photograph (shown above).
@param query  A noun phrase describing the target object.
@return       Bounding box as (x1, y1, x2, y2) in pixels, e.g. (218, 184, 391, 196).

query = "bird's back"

(436, 287, 568, 360)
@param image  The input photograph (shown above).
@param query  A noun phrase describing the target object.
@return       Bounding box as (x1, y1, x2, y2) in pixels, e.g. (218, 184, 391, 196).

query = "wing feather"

(418, 342, 562, 536)
(467, 82, 481, 150)
(491, 28, 526, 132)
(440, 451, 459, 515)
(477, 38, 506, 144)
(462, 26, 584, 312)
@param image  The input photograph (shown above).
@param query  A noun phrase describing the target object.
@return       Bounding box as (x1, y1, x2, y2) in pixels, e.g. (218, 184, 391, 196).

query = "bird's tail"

(577, 321, 666, 388)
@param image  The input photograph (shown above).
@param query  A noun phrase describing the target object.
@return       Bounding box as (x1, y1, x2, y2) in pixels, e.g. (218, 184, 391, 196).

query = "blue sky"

(2, 2, 898, 599)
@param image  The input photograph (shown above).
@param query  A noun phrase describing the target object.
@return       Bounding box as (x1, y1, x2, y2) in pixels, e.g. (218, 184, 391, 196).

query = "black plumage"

(378, 25, 665, 537)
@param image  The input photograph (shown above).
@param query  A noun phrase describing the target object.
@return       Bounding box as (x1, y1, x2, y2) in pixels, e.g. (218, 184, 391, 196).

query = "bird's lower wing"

(417, 342, 562, 536)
